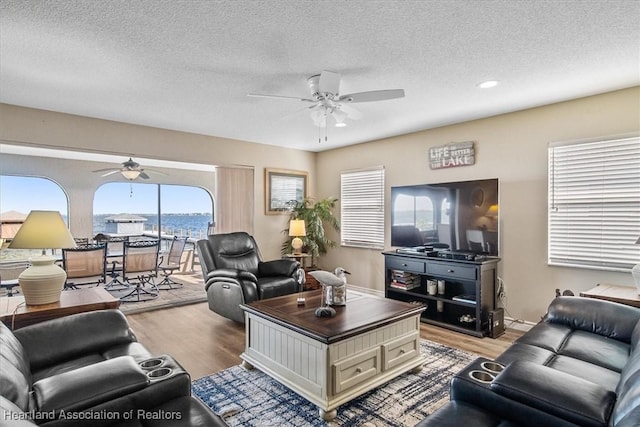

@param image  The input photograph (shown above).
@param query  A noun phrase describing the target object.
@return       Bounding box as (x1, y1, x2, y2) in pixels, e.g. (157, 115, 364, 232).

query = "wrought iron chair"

(94, 234, 129, 290)
(157, 236, 187, 289)
(61, 243, 108, 289)
(118, 240, 160, 302)
(207, 221, 216, 235)
(0, 261, 28, 296)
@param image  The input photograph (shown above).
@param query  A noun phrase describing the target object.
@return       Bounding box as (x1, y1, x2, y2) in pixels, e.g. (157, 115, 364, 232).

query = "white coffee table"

(240, 290, 426, 420)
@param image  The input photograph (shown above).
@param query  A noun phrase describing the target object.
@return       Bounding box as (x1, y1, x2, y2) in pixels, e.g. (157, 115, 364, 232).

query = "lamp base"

(291, 237, 303, 255)
(632, 263, 640, 295)
(18, 256, 67, 305)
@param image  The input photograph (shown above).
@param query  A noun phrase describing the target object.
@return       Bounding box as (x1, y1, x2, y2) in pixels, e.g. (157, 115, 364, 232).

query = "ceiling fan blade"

(138, 171, 150, 179)
(92, 167, 119, 173)
(247, 93, 314, 102)
(339, 104, 363, 120)
(279, 103, 319, 121)
(339, 89, 405, 103)
(100, 170, 121, 177)
(319, 70, 340, 96)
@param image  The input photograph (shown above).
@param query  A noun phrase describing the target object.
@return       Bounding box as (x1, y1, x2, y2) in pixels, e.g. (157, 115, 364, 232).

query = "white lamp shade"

(288, 219, 306, 237)
(8, 210, 77, 250)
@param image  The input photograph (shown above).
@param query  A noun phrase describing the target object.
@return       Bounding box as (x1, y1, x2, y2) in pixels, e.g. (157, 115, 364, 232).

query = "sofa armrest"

(14, 310, 136, 371)
(258, 259, 299, 277)
(32, 356, 149, 413)
(490, 361, 615, 427)
(546, 296, 640, 342)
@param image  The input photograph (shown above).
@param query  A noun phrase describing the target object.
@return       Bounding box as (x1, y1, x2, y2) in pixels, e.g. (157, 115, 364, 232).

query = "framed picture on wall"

(265, 168, 309, 215)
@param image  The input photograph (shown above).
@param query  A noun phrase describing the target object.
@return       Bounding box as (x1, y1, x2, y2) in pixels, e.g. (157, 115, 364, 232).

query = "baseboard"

(504, 317, 535, 332)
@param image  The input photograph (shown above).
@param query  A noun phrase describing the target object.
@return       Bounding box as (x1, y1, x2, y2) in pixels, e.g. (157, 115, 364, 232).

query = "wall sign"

(429, 141, 475, 169)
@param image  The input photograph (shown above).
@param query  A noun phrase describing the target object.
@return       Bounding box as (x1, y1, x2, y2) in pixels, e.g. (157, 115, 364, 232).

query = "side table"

(0, 287, 120, 329)
(579, 283, 640, 308)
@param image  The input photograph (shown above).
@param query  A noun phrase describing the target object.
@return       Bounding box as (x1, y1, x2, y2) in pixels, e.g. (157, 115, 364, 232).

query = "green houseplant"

(281, 197, 340, 267)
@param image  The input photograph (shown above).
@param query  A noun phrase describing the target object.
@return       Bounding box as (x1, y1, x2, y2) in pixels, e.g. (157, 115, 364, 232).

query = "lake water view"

(93, 213, 212, 238)
(0, 213, 212, 263)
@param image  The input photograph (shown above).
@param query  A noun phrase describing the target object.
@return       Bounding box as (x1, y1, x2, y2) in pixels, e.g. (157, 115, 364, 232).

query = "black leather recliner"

(197, 232, 305, 323)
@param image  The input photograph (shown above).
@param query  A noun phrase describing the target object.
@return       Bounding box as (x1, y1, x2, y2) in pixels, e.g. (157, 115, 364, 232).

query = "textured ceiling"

(1, 0, 639, 152)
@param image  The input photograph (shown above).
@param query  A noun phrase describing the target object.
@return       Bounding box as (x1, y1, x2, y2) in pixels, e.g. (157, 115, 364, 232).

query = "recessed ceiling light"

(477, 80, 499, 89)
(335, 123, 347, 128)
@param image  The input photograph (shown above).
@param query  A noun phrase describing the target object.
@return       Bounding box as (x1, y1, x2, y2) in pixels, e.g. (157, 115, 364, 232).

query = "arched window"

(0, 175, 69, 261)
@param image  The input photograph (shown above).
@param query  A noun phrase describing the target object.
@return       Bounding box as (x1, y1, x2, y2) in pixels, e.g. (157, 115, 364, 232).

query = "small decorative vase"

(326, 283, 346, 306)
(632, 263, 640, 295)
(18, 256, 67, 305)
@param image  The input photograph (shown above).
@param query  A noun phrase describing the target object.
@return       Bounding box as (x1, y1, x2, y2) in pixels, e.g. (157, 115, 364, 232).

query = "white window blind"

(548, 136, 640, 271)
(341, 167, 385, 249)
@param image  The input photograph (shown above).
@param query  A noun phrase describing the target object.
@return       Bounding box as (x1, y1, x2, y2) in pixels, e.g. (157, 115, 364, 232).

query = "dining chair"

(118, 240, 160, 302)
(157, 236, 187, 289)
(94, 234, 129, 290)
(62, 243, 108, 289)
(0, 261, 29, 296)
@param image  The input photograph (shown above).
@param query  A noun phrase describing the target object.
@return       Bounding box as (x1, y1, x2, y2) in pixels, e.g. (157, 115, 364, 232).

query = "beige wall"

(0, 104, 316, 260)
(2, 87, 639, 323)
(316, 87, 640, 323)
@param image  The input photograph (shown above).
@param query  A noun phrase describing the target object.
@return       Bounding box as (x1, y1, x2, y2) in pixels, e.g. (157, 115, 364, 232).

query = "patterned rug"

(192, 340, 476, 427)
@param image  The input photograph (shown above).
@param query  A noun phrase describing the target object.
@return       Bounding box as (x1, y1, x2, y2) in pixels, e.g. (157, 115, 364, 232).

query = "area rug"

(192, 340, 476, 427)
(116, 272, 207, 315)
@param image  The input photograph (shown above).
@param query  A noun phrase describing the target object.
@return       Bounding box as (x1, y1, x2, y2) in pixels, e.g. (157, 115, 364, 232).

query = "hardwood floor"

(126, 302, 523, 380)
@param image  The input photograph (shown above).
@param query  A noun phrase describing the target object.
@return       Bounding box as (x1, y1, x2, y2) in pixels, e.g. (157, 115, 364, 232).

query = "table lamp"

(289, 219, 306, 254)
(8, 210, 77, 305)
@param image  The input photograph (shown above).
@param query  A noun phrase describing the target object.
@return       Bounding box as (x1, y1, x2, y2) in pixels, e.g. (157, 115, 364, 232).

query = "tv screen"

(390, 178, 499, 256)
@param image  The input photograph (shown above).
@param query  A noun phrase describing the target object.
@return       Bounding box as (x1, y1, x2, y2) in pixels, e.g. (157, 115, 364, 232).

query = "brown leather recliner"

(197, 232, 305, 323)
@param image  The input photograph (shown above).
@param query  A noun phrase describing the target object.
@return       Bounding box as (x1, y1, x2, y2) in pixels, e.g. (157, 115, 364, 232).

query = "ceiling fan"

(92, 157, 167, 180)
(248, 70, 405, 128)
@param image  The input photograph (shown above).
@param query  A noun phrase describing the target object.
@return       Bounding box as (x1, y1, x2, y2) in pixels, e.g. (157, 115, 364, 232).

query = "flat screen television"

(390, 178, 499, 256)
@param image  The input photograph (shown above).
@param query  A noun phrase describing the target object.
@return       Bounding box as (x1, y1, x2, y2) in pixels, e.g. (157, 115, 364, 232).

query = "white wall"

(315, 87, 640, 323)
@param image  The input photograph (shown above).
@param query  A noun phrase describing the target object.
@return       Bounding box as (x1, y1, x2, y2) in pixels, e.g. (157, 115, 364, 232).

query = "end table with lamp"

(8, 210, 78, 305)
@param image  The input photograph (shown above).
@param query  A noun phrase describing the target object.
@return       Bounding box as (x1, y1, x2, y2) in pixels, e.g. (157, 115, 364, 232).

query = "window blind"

(341, 167, 385, 249)
(548, 136, 640, 271)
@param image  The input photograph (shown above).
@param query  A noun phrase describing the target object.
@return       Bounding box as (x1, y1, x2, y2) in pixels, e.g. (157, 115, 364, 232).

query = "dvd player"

(436, 250, 478, 261)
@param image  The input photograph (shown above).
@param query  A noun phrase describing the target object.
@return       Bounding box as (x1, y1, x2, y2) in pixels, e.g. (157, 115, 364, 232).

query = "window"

(341, 167, 384, 249)
(0, 175, 69, 262)
(93, 183, 213, 242)
(548, 136, 640, 271)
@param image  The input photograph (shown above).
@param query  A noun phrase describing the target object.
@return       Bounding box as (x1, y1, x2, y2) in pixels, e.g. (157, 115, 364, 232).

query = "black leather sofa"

(0, 310, 226, 426)
(198, 232, 305, 323)
(418, 296, 640, 427)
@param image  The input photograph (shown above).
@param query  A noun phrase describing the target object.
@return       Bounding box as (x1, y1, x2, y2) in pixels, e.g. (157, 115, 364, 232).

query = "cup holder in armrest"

(468, 370, 495, 383)
(147, 367, 173, 380)
(139, 358, 164, 370)
(481, 361, 504, 374)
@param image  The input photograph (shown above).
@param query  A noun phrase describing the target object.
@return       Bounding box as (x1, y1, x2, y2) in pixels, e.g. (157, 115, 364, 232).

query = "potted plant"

(281, 196, 340, 267)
